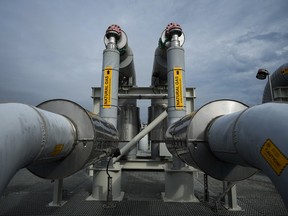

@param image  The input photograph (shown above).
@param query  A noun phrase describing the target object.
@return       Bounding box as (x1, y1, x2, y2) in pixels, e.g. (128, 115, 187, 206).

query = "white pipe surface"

(208, 102, 288, 208)
(0, 103, 76, 195)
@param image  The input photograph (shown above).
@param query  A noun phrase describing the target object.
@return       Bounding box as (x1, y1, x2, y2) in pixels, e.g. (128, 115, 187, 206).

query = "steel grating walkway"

(0, 168, 287, 216)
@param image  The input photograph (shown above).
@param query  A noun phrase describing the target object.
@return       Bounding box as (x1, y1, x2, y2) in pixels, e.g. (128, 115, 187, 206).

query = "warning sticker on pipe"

(174, 67, 184, 110)
(103, 66, 113, 108)
(50, 144, 64, 156)
(260, 139, 288, 176)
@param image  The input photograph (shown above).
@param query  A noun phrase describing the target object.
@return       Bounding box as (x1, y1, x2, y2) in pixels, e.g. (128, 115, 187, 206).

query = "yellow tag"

(103, 66, 113, 108)
(260, 139, 288, 176)
(174, 67, 184, 109)
(50, 144, 64, 156)
(281, 68, 288, 75)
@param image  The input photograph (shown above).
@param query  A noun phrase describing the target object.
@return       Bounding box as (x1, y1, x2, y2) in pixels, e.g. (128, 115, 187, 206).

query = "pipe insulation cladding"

(167, 44, 186, 126)
(119, 46, 136, 87)
(166, 100, 288, 208)
(208, 102, 288, 208)
(0, 103, 75, 195)
(0, 99, 118, 196)
(99, 47, 120, 128)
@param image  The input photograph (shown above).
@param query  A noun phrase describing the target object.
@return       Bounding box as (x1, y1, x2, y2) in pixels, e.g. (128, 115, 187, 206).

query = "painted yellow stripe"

(103, 66, 113, 108)
(174, 67, 184, 110)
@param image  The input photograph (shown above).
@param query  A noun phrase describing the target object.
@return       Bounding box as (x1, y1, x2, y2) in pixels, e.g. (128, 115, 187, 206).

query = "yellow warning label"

(174, 67, 184, 110)
(50, 144, 64, 156)
(260, 139, 288, 176)
(103, 66, 113, 108)
(281, 68, 288, 75)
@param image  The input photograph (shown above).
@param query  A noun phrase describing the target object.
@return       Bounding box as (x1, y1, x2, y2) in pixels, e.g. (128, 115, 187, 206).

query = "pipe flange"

(104, 25, 128, 50)
(160, 27, 185, 48)
(186, 99, 258, 181)
(106, 24, 122, 40)
(28, 99, 96, 179)
(165, 22, 182, 37)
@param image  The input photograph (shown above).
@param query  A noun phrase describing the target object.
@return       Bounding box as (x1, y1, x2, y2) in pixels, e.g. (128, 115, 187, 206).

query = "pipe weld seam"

(29, 105, 48, 161)
(232, 108, 248, 164)
(62, 115, 78, 153)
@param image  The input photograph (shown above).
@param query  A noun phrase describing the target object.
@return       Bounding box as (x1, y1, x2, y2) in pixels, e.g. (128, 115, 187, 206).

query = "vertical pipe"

(166, 24, 186, 126)
(166, 23, 186, 168)
(117, 101, 140, 159)
(150, 47, 168, 159)
(114, 110, 168, 163)
(116, 27, 139, 159)
(100, 25, 121, 128)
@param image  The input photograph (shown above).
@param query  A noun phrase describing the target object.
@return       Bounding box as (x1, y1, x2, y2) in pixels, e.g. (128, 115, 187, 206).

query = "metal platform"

(0, 168, 287, 216)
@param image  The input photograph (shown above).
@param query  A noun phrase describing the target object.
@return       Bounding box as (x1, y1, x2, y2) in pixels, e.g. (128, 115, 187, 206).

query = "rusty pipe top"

(165, 23, 182, 37)
(106, 24, 122, 40)
(104, 24, 128, 50)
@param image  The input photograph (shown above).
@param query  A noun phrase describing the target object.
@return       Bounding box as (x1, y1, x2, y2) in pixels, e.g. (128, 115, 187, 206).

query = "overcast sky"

(0, 0, 287, 121)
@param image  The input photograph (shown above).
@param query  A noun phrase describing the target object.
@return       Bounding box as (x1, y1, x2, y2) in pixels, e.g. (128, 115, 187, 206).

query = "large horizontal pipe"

(166, 100, 288, 208)
(118, 93, 168, 99)
(0, 103, 75, 195)
(208, 102, 288, 208)
(0, 99, 118, 196)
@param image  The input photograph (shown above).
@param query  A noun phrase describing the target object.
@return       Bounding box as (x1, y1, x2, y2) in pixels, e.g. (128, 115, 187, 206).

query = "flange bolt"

(165, 23, 182, 37)
(106, 24, 122, 40)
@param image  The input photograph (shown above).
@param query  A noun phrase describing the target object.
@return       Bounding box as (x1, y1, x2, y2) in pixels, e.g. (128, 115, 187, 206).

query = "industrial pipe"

(114, 110, 168, 163)
(166, 99, 288, 208)
(103, 24, 140, 158)
(0, 103, 75, 195)
(208, 102, 288, 208)
(149, 23, 186, 160)
(0, 99, 118, 196)
(151, 23, 185, 87)
(150, 23, 186, 126)
(166, 23, 186, 126)
(102, 25, 139, 158)
(118, 93, 168, 99)
(149, 26, 170, 159)
(103, 25, 136, 87)
(119, 46, 136, 87)
(100, 24, 121, 127)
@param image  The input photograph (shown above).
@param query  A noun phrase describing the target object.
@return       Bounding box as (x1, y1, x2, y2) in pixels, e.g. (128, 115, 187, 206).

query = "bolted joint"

(106, 24, 122, 41)
(165, 23, 182, 38)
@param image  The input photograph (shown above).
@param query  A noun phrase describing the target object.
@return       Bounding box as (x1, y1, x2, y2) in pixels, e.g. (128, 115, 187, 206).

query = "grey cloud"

(237, 32, 288, 44)
(0, 0, 287, 113)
